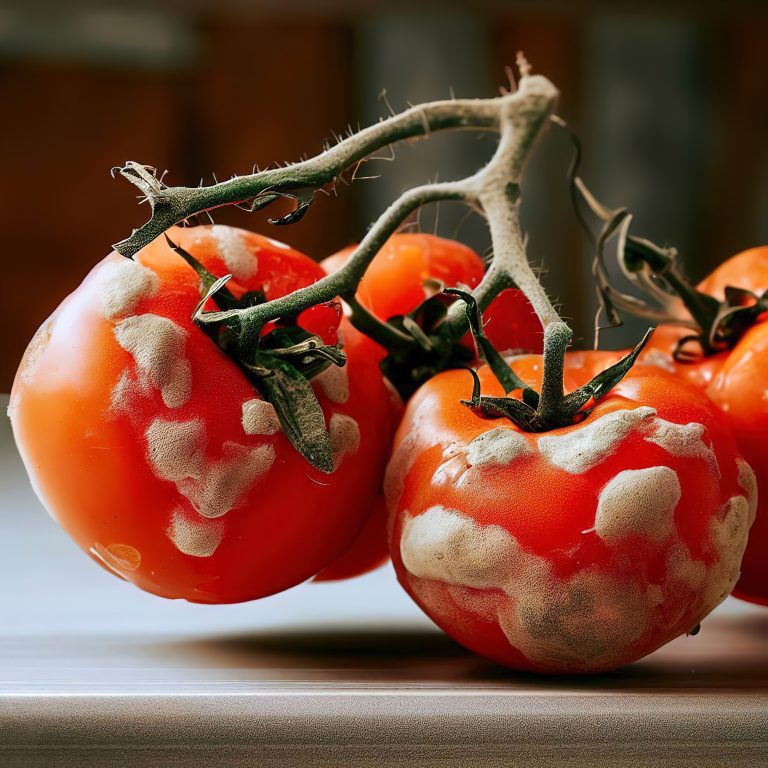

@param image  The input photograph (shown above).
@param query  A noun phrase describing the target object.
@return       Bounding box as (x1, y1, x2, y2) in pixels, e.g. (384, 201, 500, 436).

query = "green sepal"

(459, 367, 541, 431)
(165, 236, 244, 311)
(243, 354, 334, 474)
(560, 327, 653, 416)
(444, 287, 530, 395)
(459, 330, 653, 433)
(169, 239, 338, 473)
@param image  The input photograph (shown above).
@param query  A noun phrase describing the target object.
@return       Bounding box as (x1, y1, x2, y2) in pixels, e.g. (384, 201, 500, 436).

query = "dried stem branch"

(114, 97, 505, 258)
(113, 69, 607, 430)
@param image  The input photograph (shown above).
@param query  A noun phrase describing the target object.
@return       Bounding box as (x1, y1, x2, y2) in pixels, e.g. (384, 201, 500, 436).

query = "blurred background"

(1, 1, 767, 389)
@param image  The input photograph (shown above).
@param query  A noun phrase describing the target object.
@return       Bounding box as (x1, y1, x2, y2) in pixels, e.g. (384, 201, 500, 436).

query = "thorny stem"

(199, 180, 469, 349)
(115, 98, 505, 258)
(115, 68, 616, 431)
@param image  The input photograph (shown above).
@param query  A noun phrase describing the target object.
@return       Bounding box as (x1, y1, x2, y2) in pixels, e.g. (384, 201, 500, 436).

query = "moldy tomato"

(386, 354, 755, 673)
(10, 225, 396, 603)
(639, 246, 768, 606)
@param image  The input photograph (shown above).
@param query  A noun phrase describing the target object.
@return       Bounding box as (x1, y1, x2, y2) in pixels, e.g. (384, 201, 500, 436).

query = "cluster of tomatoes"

(9, 225, 766, 674)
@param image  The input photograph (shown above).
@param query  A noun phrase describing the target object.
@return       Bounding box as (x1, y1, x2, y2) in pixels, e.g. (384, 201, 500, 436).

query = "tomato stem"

(116, 60, 650, 420)
(537, 322, 572, 422)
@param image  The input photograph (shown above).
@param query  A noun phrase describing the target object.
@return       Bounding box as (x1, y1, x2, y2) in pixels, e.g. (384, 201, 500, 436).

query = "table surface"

(1, 395, 766, 767)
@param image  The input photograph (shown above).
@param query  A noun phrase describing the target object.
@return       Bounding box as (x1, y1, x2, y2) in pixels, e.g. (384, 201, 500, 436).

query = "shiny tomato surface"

(10, 225, 396, 603)
(639, 246, 768, 605)
(386, 355, 754, 673)
(323, 233, 542, 355)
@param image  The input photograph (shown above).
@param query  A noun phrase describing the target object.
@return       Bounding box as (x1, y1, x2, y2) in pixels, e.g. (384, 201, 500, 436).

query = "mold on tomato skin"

(210, 224, 260, 280)
(114, 314, 192, 409)
(314, 364, 350, 404)
(241, 398, 281, 436)
(145, 418, 276, 519)
(388, 359, 754, 674)
(594, 466, 681, 545)
(329, 413, 361, 471)
(537, 407, 656, 475)
(167, 508, 224, 558)
(146, 418, 206, 483)
(645, 418, 719, 472)
(400, 505, 520, 588)
(466, 427, 532, 469)
(97, 258, 160, 322)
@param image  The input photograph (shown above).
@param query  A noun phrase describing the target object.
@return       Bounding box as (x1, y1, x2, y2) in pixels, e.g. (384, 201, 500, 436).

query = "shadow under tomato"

(146, 607, 768, 691)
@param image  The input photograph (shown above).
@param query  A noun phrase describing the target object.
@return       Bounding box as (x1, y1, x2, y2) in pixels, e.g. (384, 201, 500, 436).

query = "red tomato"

(323, 233, 484, 322)
(482, 287, 543, 354)
(313, 495, 390, 582)
(386, 356, 754, 673)
(639, 246, 768, 605)
(10, 225, 396, 603)
(322, 233, 543, 355)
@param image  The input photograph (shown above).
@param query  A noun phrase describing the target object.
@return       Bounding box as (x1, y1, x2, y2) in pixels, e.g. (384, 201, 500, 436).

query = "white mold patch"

(537, 407, 656, 474)
(736, 458, 758, 524)
(211, 225, 259, 280)
(466, 428, 532, 469)
(595, 466, 681, 544)
(329, 413, 360, 471)
(705, 495, 752, 604)
(146, 421, 274, 518)
(18, 317, 53, 385)
(384, 429, 420, 508)
(146, 418, 206, 483)
(645, 418, 718, 474)
(98, 258, 159, 321)
(399, 505, 652, 672)
(109, 370, 136, 413)
(501, 567, 650, 670)
(666, 541, 706, 591)
(241, 398, 281, 436)
(114, 314, 192, 408)
(167, 508, 224, 557)
(401, 506, 524, 589)
(185, 442, 275, 519)
(314, 364, 350, 404)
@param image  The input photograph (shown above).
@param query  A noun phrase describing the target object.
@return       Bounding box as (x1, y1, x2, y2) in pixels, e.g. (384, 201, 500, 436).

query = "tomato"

(322, 233, 543, 355)
(323, 233, 484, 321)
(385, 355, 755, 673)
(317, 234, 543, 582)
(639, 246, 768, 605)
(313, 495, 390, 582)
(10, 224, 396, 603)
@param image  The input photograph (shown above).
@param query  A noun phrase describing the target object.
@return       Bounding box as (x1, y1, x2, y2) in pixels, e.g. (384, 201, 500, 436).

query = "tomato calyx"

(376, 286, 477, 400)
(560, 127, 768, 360)
(166, 237, 343, 473)
(461, 323, 653, 433)
(618, 236, 768, 361)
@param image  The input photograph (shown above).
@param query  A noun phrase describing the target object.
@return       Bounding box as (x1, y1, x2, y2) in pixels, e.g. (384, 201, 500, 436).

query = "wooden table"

(1, 396, 766, 766)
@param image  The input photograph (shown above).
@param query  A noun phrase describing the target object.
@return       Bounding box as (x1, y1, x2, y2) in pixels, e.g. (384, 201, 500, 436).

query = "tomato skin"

(323, 233, 485, 322)
(639, 246, 768, 605)
(313, 495, 390, 582)
(322, 234, 542, 355)
(482, 287, 543, 354)
(297, 300, 342, 345)
(698, 245, 768, 300)
(10, 225, 396, 603)
(386, 357, 754, 673)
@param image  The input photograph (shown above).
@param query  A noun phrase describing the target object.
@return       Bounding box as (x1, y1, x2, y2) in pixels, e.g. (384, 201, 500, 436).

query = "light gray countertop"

(0, 395, 766, 766)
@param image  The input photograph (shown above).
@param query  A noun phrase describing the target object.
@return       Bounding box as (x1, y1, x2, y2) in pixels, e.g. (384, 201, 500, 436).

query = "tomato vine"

(113, 57, 655, 464)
